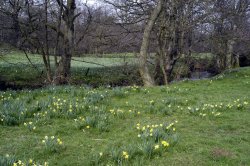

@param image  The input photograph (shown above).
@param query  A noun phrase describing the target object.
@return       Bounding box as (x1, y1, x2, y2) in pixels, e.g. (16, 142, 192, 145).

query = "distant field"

(0, 51, 138, 67)
(0, 52, 140, 88)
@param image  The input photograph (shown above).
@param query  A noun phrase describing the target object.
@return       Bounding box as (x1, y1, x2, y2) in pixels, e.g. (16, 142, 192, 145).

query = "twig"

(71, 58, 106, 67)
(23, 50, 41, 73)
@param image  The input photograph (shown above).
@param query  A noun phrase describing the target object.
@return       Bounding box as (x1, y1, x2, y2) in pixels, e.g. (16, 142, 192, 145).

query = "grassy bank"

(0, 67, 250, 165)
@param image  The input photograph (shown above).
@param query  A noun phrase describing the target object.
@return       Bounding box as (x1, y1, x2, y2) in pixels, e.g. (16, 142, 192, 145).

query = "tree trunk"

(162, 2, 182, 84)
(154, 53, 165, 85)
(139, 0, 163, 87)
(226, 39, 235, 69)
(54, 0, 76, 84)
(54, 0, 64, 68)
(44, 0, 52, 82)
(12, 13, 21, 48)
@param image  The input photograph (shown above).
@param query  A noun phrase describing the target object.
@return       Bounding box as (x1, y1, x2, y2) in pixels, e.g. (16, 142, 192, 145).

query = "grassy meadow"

(0, 56, 250, 166)
(0, 52, 140, 88)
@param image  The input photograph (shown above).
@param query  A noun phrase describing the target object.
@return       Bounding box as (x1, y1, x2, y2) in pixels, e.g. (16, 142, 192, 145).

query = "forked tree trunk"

(157, 1, 182, 84)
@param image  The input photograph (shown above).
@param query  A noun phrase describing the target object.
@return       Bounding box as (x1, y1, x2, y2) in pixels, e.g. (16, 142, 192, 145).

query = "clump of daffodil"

(154, 144, 160, 150)
(109, 108, 127, 119)
(24, 121, 36, 131)
(42, 135, 63, 153)
(122, 151, 129, 159)
(135, 121, 177, 157)
(189, 99, 249, 118)
(149, 100, 155, 105)
(13, 159, 48, 166)
(161, 140, 170, 147)
(73, 116, 86, 129)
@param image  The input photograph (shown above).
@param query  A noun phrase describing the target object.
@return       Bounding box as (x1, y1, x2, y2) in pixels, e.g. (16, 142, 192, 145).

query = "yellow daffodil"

(124, 154, 129, 159)
(215, 113, 221, 116)
(154, 144, 159, 150)
(161, 141, 169, 147)
(122, 151, 128, 156)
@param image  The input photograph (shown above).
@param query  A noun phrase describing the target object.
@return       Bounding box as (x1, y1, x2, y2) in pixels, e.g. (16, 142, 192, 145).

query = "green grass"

(0, 67, 250, 165)
(0, 51, 217, 89)
(0, 52, 140, 88)
(0, 52, 137, 67)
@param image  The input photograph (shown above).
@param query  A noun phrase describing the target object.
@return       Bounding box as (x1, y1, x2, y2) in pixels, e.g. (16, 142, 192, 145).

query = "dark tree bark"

(54, 0, 78, 84)
(154, 0, 184, 84)
(44, 0, 52, 82)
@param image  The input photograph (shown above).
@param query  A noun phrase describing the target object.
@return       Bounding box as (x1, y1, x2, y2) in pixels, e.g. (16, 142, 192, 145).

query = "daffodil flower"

(154, 144, 159, 150)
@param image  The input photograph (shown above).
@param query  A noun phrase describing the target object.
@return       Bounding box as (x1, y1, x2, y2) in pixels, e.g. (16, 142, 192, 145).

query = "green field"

(0, 51, 216, 89)
(1, 65, 250, 165)
(0, 52, 140, 88)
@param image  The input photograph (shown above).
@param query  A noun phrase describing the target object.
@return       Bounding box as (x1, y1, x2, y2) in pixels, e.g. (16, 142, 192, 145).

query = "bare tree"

(212, 0, 250, 72)
(0, 0, 23, 47)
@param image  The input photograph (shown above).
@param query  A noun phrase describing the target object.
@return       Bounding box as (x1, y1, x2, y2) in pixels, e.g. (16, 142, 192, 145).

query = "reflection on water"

(190, 71, 213, 80)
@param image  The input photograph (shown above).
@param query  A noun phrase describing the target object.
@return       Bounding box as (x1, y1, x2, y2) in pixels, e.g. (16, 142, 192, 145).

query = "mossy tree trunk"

(54, 0, 77, 84)
(154, 0, 184, 84)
